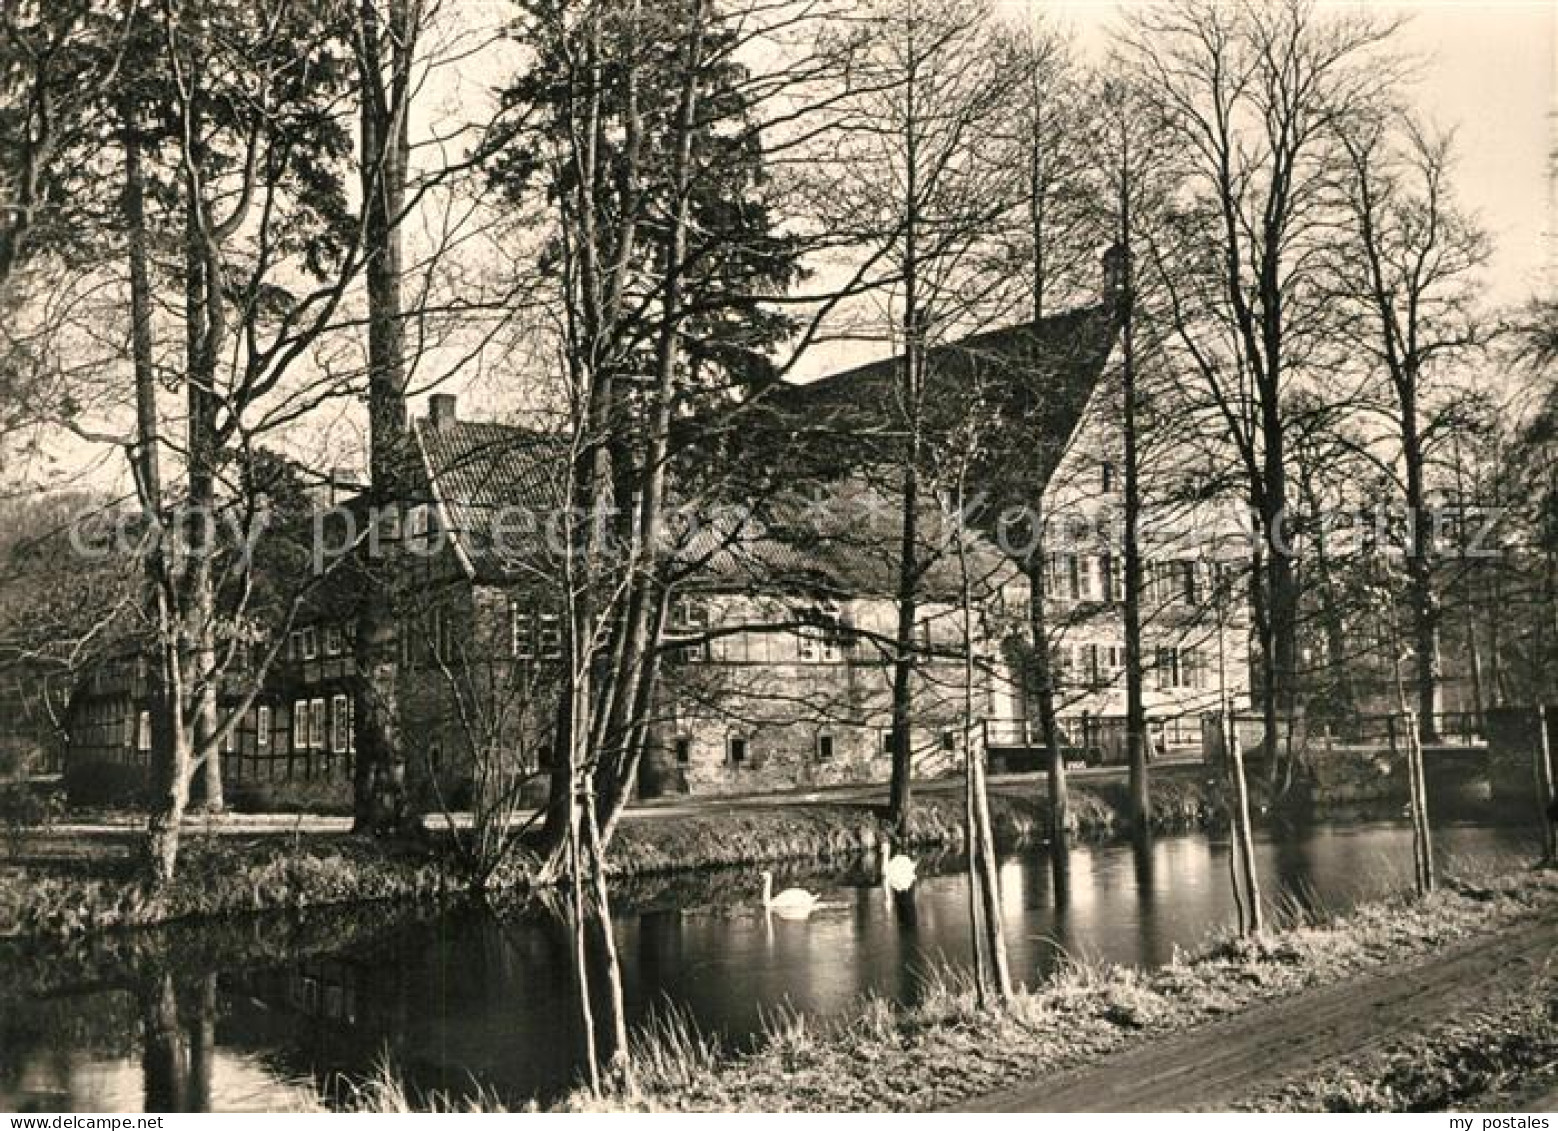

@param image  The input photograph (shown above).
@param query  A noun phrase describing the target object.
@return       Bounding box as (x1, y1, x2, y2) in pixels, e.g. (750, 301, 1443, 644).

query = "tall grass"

(342, 1054, 512, 1113)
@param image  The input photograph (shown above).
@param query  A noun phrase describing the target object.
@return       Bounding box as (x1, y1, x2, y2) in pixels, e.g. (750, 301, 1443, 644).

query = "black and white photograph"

(0, 0, 1554, 1116)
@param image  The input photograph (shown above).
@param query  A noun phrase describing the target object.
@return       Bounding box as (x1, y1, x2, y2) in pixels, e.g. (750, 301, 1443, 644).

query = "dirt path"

(962, 910, 1558, 1112)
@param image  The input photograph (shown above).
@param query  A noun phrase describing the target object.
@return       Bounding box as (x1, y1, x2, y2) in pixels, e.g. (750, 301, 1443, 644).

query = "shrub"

(228, 776, 352, 815)
(0, 782, 64, 858)
(63, 758, 149, 809)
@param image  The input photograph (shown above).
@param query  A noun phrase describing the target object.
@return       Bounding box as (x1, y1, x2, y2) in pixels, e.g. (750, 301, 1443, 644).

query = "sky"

(757, 0, 1558, 385)
(8, 0, 1553, 496)
(1024, 0, 1555, 304)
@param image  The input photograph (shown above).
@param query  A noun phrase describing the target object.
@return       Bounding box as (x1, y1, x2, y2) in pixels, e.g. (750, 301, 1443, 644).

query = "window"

(309, 698, 327, 750)
(798, 607, 844, 663)
(727, 735, 747, 767)
(1101, 461, 1115, 492)
(940, 730, 956, 752)
(324, 626, 343, 656)
(136, 710, 152, 752)
(511, 608, 563, 661)
(1184, 562, 1200, 604)
(123, 712, 135, 748)
(1085, 643, 1102, 687)
(1182, 648, 1205, 689)
(1084, 557, 1106, 602)
(257, 706, 271, 752)
(1100, 552, 1119, 602)
(406, 504, 433, 553)
(1047, 554, 1081, 602)
(301, 627, 318, 660)
(290, 630, 304, 659)
(670, 599, 711, 662)
(510, 603, 534, 659)
(816, 733, 835, 761)
(293, 699, 310, 750)
(881, 729, 895, 755)
(674, 737, 691, 765)
(537, 614, 563, 660)
(331, 694, 350, 754)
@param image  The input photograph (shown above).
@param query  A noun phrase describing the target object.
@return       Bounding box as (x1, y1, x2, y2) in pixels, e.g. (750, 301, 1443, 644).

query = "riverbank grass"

(1, 769, 1215, 939)
(550, 869, 1558, 1112)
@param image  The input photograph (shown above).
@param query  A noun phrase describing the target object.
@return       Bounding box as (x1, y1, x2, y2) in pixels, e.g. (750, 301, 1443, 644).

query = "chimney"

(428, 393, 458, 430)
(1102, 244, 1130, 310)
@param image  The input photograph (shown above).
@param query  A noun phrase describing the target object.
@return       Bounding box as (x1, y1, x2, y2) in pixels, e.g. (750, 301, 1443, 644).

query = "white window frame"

(293, 699, 309, 750)
(331, 694, 350, 754)
(511, 603, 535, 660)
(406, 503, 432, 553)
(309, 698, 327, 750)
(136, 709, 152, 752)
(726, 734, 748, 767)
(257, 705, 271, 752)
(324, 626, 343, 656)
(301, 627, 318, 660)
(537, 613, 563, 660)
(671, 598, 711, 662)
(816, 732, 836, 761)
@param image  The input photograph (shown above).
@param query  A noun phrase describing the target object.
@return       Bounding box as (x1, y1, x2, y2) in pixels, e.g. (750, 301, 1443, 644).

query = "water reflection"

(0, 818, 1538, 1113)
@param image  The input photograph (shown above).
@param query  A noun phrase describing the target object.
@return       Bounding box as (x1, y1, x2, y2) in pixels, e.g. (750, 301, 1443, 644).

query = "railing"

(983, 714, 1202, 766)
(1312, 710, 1485, 748)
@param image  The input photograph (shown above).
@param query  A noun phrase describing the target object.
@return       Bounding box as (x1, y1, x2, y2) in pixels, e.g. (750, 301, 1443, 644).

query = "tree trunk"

(1026, 561, 1068, 838)
(187, 974, 216, 1112)
(140, 974, 188, 1113)
(1402, 387, 1442, 743)
(1118, 233, 1149, 829)
(1226, 714, 1262, 934)
(121, 89, 180, 847)
(888, 454, 920, 835)
(145, 727, 192, 888)
(1537, 704, 1556, 866)
(583, 781, 632, 1089)
(353, 0, 415, 835)
(969, 728, 1011, 1001)
(888, 32, 925, 837)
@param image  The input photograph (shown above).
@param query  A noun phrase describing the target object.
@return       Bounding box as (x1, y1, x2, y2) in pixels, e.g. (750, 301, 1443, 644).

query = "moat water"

(1, 813, 1542, 1111)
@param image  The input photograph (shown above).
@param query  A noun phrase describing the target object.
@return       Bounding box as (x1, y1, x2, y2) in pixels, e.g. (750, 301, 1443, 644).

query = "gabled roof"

(673, 481, 1022, 603)
(412, 417, 1020, 601)
(414, 419, 569, 583)
(766, 304, 1118, 498)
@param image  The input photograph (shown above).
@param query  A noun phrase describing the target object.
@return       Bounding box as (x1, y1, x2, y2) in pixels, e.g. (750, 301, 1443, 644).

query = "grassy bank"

(607, 768, 1215, 877)
(0, 769, 1215, 940)
(1246, 995, 1558, 1112)
(0, 835, 457, 940)
(525, 869, 1557, 1113)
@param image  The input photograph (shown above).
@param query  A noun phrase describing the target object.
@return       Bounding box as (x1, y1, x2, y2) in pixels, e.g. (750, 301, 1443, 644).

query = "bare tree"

(1124, 0, 1405, 786)
(1331, 113, 1489, 740)
(815, 0, 1018, 833)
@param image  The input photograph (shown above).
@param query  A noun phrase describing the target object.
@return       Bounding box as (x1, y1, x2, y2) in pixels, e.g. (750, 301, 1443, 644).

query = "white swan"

(882, 852, 917, 892)
(761, 870, 821, 919)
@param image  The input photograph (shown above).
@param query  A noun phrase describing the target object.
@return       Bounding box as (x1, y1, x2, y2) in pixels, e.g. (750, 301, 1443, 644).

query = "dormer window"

(670, 598, 711, 662)
(406, 504, 436, 554)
